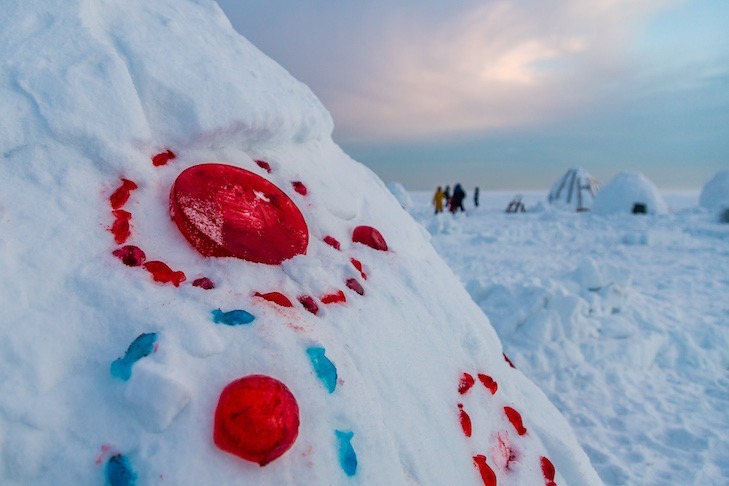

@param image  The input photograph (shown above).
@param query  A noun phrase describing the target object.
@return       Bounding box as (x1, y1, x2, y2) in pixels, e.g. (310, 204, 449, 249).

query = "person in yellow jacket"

(432, 186, 445, 214)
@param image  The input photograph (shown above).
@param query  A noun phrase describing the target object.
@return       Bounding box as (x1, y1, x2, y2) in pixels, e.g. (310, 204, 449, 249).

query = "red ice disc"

(214, 375, 300, 466)
(170, 164, 308, 264)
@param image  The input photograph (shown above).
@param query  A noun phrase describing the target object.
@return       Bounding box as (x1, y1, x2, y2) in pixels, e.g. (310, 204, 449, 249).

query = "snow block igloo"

(592, 171, 667, 215)
(0, 0, 601, 484)
(699, 171, 729, 210)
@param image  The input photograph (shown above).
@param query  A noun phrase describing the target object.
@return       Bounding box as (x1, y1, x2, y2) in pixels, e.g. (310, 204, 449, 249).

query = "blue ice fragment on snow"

(105, 453, 137, 486)
(110, 333, 158, 381)
(335, 430, 357, 477)
(306, 346, 337, 393)
(211, 309, 255, 326)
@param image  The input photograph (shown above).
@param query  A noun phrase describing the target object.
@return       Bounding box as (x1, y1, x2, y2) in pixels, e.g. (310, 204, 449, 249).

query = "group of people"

(432, 184, 479, 214)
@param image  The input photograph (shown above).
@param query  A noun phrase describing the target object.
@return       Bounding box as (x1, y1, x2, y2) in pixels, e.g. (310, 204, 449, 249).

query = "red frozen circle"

(170, 164, 308, 264)
(214, 375, 300, 466)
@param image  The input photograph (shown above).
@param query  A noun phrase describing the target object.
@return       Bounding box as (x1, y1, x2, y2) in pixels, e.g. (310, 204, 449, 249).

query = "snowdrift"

(592, 171, 667, 215)
(0, 0, 600, 484)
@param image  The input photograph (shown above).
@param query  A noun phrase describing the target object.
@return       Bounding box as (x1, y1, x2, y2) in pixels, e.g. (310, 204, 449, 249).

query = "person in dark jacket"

(450, 183, 466, 213)
(443, 185, 451, 207)
(474, 187, 480, 207)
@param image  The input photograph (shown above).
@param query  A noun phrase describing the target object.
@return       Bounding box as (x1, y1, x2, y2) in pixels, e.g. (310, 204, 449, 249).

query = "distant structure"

(699, 171, 729, 209)
(548, 167, 600, 212)
(592, 171, 668, 215)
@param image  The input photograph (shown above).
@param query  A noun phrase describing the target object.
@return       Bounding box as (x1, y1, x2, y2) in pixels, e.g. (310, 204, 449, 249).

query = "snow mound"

(386, 181, 414, 209)
(548, 167, 600, 211)
(592, 171, 667, 215)
(0, 0, 600, 485)
(699, 171, 729, 209)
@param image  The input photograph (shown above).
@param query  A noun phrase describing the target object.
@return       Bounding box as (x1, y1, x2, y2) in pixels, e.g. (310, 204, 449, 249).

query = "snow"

(592, 171, 668, 215)
(386, 181, 414, 210)
(699, 170, 729, 209)
(0, 1, 599, 485)
(409, 191, 729, 485)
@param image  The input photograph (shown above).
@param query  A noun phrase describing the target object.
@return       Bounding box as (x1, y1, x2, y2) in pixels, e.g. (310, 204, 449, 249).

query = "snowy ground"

(408, 190, 729, 485)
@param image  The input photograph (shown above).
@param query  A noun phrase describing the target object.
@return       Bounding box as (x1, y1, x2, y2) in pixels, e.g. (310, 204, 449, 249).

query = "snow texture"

(410, 189, 729, 485)
(591, 171, 667, 215)
(0, 1, 599, 485)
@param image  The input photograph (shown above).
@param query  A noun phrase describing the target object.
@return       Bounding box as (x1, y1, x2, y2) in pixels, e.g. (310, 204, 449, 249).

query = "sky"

(216, 0, 729, 190)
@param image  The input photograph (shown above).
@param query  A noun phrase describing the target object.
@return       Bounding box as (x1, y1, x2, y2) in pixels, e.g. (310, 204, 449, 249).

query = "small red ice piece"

(478, 374, 498, 395)
(298, 295, 319, 315)
(540, 456, 557, 486)
(110, 179, 138, 210)
(170, 163, 308, 264)
(473, 455, 497, 486)
(345, 278, 364, 296)
(323, 236, 341, 250)
(192, 277, 215, 289)
(458, 403, 472, 437)
(255, 160, 272, 173)
(292, 181, 307, 196)
(321, 290, 346, 304)
(458, 373, 475, 394)
(214, 375, 300, 466)
(152, 149, 176, 167)
(503, 353, 516, 369)
(352, 225, 388, 251)
(111, 209, 132, 244)
(350, 258, 367, 279)
(143, 261, 186, 287)
(504, 406, 527, 435)
(255, 291, 293, 307)
(112, 245, 146, 267)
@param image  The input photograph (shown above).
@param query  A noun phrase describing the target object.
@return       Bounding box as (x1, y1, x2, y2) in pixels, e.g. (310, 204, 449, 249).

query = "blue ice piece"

(211, 309, 255, 326)
(306, 346, 337, 393)
(335, 430, 357, 477)
(110, 333, 158, 381)
(105, 453, 137, 486)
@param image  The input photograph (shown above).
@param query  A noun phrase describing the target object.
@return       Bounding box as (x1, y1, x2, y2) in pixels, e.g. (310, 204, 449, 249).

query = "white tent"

(592, 171, 668, 215)
(548, 167, 600, 211)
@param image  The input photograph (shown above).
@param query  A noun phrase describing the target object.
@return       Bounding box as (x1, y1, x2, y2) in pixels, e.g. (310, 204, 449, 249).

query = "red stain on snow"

(350, 258, 367, 279)
(112, 245, 146, 267)
(321, 290, 346, 305)
(504, 406, 527, 436)
(478, 374, 498, 395)
(345, 278, 364, 296)
(255, 160, 272, 173)
(540, 456, 557, 486)
(152, 149, 176, 167)
(95, 444, 113, 465)
(111, 209, 132, 244)
(255, 291, 293, 307)
(323, 235, 341, 250)
(473, 454, 497, 486)
(352, 225, 388, 251)
(494, 431, 517, 470)
(458, 403, 472, 437)
(292, 181, 307, 196)
(458, 372, 475, 394)
(109, 178, 138, 209)
(192, 277, 215, 289)
(143, 261, 186, 287)
(298, 295, 319, 315)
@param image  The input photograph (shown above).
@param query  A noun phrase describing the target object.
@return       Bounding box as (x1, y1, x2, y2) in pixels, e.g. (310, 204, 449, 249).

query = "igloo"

(591, 171, 667, 215)
(699, 171, 729, 209)
(548, 167, 600, 212)
(0, 0, 601, 484)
